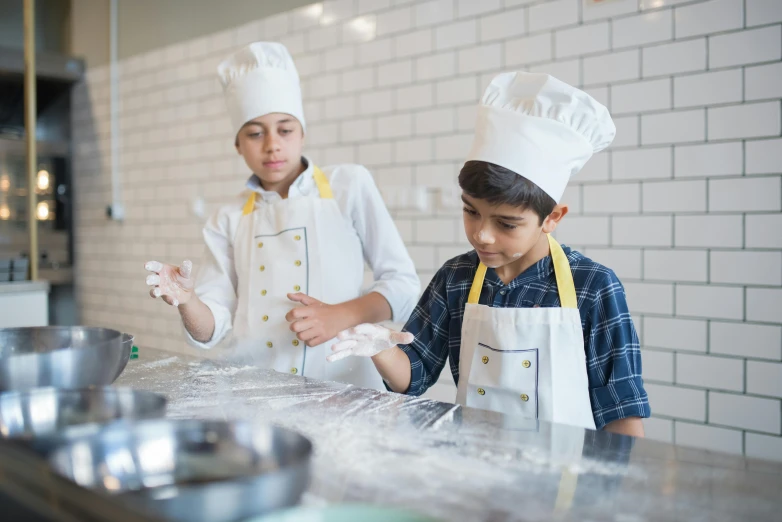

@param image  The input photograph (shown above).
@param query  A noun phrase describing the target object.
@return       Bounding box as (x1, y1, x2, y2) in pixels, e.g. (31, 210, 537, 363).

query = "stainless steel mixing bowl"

(0, 387, 166, 442)
(0, 327, 134, 390)
(47, 419, 312, 522)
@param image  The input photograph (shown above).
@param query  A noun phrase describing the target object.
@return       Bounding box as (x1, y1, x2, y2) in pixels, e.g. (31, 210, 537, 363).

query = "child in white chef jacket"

(328, 72, 650, 435)
(143, 42, 420, 390)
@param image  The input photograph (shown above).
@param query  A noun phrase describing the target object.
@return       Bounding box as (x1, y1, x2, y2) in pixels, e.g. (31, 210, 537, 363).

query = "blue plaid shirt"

(398, 246, 650, 429)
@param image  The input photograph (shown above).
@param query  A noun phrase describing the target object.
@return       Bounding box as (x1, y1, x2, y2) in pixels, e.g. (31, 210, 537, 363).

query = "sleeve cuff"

(183, 299, 232, 350)
(397, 343, 427, 396)
(366, 277, 420, 323)
(590, 377, 651, 429)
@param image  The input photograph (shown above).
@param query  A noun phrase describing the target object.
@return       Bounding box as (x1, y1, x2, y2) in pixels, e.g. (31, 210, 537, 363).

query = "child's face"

(235, 113, 305, 186)
(462, 193, 566, 268)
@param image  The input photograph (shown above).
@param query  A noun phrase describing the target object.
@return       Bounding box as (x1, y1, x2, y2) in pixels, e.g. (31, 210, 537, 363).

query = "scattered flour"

(142, 356, 179, 369)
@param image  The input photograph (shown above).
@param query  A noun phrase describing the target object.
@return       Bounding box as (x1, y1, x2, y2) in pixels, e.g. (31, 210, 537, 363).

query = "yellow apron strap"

(241, 193, 256, 216)
(467, 263, 487, 305)
(468, 236, 576, 308)
(553, 468, 578, 514)
(241, 164, 334, 216)
(313, 165, 333, 199)
(548, 234, 577, 309)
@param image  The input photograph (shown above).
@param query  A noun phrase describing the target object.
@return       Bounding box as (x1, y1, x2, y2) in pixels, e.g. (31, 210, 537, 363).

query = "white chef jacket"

(186, 157, 420, 349)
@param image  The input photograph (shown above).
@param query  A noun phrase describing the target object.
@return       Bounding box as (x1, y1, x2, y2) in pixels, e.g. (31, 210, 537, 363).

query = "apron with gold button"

(232, 165, 385, 390)
(455, 235, 596, 430)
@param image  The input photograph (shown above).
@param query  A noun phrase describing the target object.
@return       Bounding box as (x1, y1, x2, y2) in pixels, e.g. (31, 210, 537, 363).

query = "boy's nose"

(475, 228, 494, 244)
(264, 136, 281, 152)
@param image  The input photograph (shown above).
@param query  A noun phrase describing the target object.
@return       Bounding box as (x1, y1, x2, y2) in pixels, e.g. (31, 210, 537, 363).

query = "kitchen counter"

(115, 347, 782, 522)
(0, 280, 50, 327)
(0, 280, 50, 294)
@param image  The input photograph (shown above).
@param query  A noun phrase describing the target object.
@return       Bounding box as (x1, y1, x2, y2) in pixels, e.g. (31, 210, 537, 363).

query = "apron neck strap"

(467, 234, 578, 308)
(241, 164, 333, 216)
(312, 166, 333, 199)
(242, 192, 256, 216)
(548, 234, 577, 309)
(467, 263, 487, 305)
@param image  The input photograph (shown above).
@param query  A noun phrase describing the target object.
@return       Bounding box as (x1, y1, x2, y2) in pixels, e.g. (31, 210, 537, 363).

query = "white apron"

(455, 234, 596, 430)
(232, 165, 384, 390)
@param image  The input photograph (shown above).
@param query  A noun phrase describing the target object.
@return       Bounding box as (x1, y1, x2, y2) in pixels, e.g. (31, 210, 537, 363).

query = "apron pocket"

(466, 343, 539, 420)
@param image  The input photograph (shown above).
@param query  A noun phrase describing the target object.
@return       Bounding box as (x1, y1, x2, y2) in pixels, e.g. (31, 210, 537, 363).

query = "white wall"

(68, 0, 316, 67)
(71, 0, 782, 461)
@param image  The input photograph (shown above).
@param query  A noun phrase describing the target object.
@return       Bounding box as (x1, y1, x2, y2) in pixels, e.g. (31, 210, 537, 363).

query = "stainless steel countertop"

(117, 348, 782, 522)
(0, 280, 50, 294)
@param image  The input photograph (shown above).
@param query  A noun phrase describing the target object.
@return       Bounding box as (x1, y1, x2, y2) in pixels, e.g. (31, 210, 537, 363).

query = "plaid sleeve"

(396, 267, 452, 396)
(584, 270, 651, 429)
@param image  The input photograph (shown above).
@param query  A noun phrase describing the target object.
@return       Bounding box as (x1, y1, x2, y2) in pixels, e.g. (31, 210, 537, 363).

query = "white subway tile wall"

(642, 38, 707, 77)
(644, 316, 708, 352)
(72, 0, 782, 460)
(674, 422, 744, 455)
(611, 78, 671, 115)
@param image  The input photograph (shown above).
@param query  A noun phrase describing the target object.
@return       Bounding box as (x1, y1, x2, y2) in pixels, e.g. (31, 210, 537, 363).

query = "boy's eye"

(499, 221, 517, 230)
(462, 207, 477, 216)
(248, 132, 262, 138)
(279, 128, 293, 135)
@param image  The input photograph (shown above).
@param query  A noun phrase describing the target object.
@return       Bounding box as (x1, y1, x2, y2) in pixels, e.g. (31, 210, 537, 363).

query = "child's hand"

(145, 260, 194, 307)
(327, 324, 414, 362)
(285, 293, 349, 347)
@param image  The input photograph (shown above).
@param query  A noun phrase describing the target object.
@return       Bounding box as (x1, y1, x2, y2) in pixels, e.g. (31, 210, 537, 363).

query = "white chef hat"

(465, 72, 615, 203)
(217, 42, 306, 137)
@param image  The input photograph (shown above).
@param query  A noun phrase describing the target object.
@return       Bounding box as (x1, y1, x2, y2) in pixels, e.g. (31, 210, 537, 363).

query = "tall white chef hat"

(465, 72, 615, 203)
(217, 42, 306, 138)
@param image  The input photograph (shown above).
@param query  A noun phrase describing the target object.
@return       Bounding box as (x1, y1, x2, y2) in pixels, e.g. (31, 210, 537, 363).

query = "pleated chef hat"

(217, 42, 305, 137)
(465, 72, 615, 203)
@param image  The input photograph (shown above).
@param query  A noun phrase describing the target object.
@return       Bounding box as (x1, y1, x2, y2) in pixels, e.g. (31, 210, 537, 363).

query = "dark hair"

(458, 161, 556, 225)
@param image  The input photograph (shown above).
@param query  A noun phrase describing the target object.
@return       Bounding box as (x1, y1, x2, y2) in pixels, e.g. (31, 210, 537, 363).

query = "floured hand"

(327, 324, 414, 362)
(286, 293, 348, 348)
(145, 260, 194, 307)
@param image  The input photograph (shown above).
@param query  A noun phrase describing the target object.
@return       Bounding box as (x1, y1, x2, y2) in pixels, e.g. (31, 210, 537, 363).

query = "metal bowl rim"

(49, 419, 313, 488)
(0, 386, 165, 404)
(0, 326, 135, 352)
(0, 325, 126, 337)
(0, 387, 168, 443)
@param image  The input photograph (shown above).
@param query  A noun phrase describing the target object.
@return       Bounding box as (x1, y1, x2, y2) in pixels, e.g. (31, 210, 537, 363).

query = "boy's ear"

(541, 204, 569, 234)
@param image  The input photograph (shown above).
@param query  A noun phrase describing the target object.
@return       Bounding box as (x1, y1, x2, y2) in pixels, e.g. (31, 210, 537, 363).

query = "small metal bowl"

(47, 419, 313, 522)
(0, 387, 167, 443)
(0, 326, 134, 391)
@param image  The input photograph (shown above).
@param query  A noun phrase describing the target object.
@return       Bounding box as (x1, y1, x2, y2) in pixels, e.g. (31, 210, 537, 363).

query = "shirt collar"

(245, 156, 314, 202)
(482, 244, 575, 288)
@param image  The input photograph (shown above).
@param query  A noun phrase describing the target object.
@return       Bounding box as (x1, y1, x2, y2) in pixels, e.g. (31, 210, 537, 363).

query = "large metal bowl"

(47, 419, 312, 522)
(0, 326, 134, 391)
(0, 387, 166, 442)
